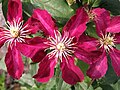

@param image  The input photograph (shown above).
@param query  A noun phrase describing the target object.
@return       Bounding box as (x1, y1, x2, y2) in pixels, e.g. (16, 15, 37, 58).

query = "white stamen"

(99, 33, 116, 51)
(45, 31, 76, 62)
(1, 18, 30, 46)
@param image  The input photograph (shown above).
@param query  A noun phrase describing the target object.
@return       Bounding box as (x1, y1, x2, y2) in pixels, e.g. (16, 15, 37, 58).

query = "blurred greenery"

(0, 73, 5, 90)
(30, 0, 75, 24)
(100, 0, 120, 15)
(86, 22, 99, 39)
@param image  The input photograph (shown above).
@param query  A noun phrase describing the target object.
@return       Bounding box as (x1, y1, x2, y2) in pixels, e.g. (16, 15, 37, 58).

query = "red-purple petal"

(92, 8, 110, 36)
(0, 29, 8, 48)
(109, 48, 120, 76)
(78, 34, 98, 51)
(33, 55, 57, 82)
(0, 30, 6, 48)
(31, 50, 46, 62)
(106, 16, 120, 33)
(114, 33, 120, 44)
(0, 39, 5, 48)
(87, 51, 108, 79)
(32, 9, 57, 37)
(25, 36, 48, 45)
(7, 0, 22, 22)
(5, 45, 24, 79)
(23, 16, 41, 34)
(74, 48, 102, 64)
(16, 37, 48, 62)
(60, 56, 84, 85)
(63, 7, 89, 39)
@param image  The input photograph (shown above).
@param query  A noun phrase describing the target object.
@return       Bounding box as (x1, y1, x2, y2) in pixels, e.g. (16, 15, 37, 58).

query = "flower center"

(10, 27, 19, 38)
(45, 31, 76, 61)
(3, 19, 29, 45)
(103, 37, 113, 45)
(56, 42, 65, 51)
(99, 33, 115, 51)
(84, 8, 96, 20)
(88, 12, 96, 20)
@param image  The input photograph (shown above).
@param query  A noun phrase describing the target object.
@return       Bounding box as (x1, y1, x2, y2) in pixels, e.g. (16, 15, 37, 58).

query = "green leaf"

(101, 0, 120, 15)
(100, 85, 114, 90)
(84, 76, 92, 84)
(66, 0, 76, 6)
(30, 0, 75, 24)
(22, 1, 35, 17)
(61, 81, 71, 90)
(0, 0, 2, 3)
(112, 80, 120, 90)
(0, 73, 5, 90)
(95, 87, 102, 90)
(75, 81, 94, 90)
(20, 73, 35, 87)
(30, 87, 41, 90)
(46, 77, 56, 90)
(115, 44, 120, 50)
(30, 63, 38, 76)
(0, 57, 7, 71)
(86, 22, 99, 39)
(76, 59, 89, 75)
(2, 0, 8, 20)
(82, 0, 101, 8)
(92, 0, 101, 7)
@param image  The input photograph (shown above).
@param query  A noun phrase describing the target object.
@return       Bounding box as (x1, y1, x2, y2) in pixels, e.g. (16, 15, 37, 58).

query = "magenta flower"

(84, 8, 120, 79)
(30, 7, 93, 85)
(0, 0, 46, 79)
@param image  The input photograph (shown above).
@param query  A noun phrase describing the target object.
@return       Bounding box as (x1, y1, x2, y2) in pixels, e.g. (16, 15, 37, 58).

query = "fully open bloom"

(82, 7, 120, 79)
(30, 7, 96, 85)
(0, 0, 46, 79)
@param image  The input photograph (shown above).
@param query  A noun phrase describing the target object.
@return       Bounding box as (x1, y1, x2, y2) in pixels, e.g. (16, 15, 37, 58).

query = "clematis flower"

(31, 7, 94, 85)
(0, 0, 47, 79)
(83, 7, 120, 79)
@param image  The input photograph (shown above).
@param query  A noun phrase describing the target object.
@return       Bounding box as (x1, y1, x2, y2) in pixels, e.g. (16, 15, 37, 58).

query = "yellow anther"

(99, 33, 115, 51)
(10, 27, 19, 38)
(57, 43, 65, 51)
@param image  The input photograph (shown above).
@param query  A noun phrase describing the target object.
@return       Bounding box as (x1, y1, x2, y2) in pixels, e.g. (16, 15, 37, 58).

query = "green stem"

(88, 79, 95, 89)
(56, 77, 63, 90)
(55, 63, 63, 90)
(87, 0, 90, 5)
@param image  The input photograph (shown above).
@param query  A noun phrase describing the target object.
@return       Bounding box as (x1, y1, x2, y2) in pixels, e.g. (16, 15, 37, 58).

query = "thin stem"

(87, 79, 95, 89)
(87, 0, 90, 5)
(56, 77, 63, 90)
(55, 63, 63, 90)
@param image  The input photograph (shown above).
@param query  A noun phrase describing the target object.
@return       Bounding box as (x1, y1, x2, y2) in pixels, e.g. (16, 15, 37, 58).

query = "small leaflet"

(66, 0, 76, 6)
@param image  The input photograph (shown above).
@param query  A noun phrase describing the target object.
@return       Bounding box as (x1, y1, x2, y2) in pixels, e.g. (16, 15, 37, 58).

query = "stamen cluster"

(45, 31, 76, 61)
(3, 19, 29, 45)
(99, 33, 116, 51)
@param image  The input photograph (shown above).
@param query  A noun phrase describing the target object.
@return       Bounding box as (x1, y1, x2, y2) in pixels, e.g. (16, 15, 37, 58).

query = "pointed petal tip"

(92, 8, 110, 36)
(32, 8, 57, 37)
(7, 0, 22, 22)
(33, 74, 50, 83)
(106, 16, 120, 33)
(61, 56, 84, 85)
(33, 55, 57, 83)
(63, 7, 89, 39)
